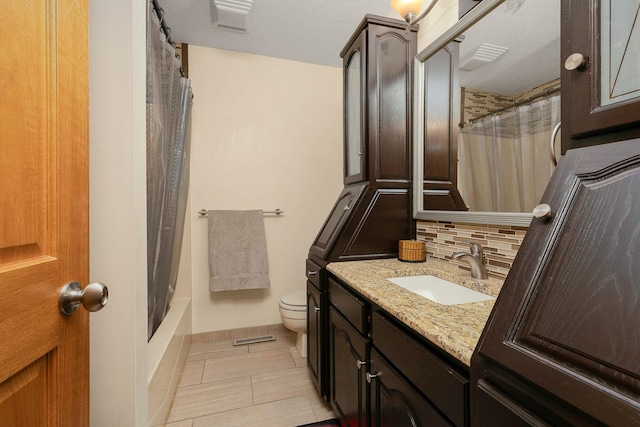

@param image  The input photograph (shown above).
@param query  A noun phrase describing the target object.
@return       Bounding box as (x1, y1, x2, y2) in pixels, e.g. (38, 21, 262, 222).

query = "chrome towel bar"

(198, 209, 283, 217)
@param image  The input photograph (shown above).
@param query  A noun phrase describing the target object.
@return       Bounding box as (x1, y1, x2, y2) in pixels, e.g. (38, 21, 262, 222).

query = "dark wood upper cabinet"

(421, 40, 467, 211)
(561, 0, 640, 152)
(472, 138, 640, 425)
(309, 15, 418, 265)
(340, 15, 417, 188)
(343, 31, 367, 185)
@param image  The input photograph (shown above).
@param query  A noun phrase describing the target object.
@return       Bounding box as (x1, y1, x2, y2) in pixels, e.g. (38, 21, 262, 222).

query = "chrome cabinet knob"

(308, 270, 317, 276)
(366, 372, 380, 383)
(565, 53, 587, 71)
(59, 281, 109, 315)
(356, 359, 367, 370)
(532, 203, 552, 219)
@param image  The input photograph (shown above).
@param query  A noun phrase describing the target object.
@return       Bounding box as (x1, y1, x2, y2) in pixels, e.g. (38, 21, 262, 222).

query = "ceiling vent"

(211, 0, 254, 33)
(460, 43, 509, 71)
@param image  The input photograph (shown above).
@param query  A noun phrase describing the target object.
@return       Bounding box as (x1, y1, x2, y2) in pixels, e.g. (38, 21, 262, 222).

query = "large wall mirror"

(414, 0, 560, 226)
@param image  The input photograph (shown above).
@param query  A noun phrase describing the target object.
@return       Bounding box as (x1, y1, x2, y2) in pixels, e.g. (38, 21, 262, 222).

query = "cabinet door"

(309, 184, 366, 261)
(474, 379, 548, 427)
(370, 349, 452, 427)
(420, 41, 467, 210)
(329, 306, 368, 427)
(343, 31, 367, 185)
(307, 281, 323, 397)
(562, 0, 640, 151)
(475, 139, 640, 425)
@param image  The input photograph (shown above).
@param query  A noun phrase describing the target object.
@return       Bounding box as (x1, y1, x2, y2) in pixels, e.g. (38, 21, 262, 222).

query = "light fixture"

(390, 0, 440, 31)
(390, 0, 425, 23)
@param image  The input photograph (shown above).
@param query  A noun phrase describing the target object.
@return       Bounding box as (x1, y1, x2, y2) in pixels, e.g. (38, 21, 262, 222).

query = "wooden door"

(0, 0, 89, 425)
(473, 139, 640, 425)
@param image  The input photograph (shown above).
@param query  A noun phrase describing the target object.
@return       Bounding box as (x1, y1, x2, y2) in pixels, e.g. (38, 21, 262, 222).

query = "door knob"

(59, 281, 109, 315)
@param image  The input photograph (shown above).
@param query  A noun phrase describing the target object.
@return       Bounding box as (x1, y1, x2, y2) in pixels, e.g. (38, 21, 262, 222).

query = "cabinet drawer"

(372, 310, 469, 427)
(328, 277, 368, 335)
(306, 259, 322, 288)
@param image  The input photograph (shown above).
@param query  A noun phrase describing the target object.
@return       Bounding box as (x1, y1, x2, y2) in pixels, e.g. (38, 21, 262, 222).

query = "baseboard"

(191, 323, 289, 344)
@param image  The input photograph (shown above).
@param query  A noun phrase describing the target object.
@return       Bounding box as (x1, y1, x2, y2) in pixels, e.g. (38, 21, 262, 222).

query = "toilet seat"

(279, 290, 306, 311)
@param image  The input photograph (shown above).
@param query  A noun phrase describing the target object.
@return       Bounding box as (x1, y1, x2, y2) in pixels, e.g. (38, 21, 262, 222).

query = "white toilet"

(279, 290, 307, 357)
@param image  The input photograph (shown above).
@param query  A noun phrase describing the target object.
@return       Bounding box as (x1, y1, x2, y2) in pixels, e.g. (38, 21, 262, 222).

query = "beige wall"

(187, 46, 344, 334)
(85, 2, 461, 424)
(417, 0, 459, 51)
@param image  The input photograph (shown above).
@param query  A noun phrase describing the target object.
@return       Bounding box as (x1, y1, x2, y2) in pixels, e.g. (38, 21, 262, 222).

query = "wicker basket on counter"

(398, 240, 426, 262)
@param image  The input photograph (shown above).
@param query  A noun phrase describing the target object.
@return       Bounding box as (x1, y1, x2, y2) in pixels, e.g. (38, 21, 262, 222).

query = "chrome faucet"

(452, 241, 488, 279)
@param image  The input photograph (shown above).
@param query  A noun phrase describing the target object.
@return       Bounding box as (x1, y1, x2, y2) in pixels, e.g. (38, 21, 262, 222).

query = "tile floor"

(166, 331, 335, 427)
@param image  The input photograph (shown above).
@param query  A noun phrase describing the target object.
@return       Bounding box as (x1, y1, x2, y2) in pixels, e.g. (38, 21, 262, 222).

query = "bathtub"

(147, 297, 192, 426)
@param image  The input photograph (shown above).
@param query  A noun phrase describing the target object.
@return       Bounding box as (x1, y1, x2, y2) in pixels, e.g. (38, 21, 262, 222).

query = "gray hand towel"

(208, 210, 270, 292)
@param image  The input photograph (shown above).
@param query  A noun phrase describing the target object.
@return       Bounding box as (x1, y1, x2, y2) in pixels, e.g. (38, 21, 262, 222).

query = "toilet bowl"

(279, 290, 307, 358)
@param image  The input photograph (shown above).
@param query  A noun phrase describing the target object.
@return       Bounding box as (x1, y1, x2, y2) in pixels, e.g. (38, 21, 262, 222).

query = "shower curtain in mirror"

(147, 4, 193, 340)
(458, 95, 560, 213)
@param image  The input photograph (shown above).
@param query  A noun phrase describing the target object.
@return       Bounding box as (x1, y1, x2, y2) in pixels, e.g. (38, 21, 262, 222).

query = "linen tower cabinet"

(305, 15, 417, 401)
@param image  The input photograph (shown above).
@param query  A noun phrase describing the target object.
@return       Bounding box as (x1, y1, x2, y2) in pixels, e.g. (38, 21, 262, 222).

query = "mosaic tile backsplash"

(462, 79, 561, 123)
(416, 220, 528, 279)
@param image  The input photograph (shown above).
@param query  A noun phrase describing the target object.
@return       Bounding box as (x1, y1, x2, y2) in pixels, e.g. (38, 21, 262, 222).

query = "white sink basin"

(387, 275, 495, 305)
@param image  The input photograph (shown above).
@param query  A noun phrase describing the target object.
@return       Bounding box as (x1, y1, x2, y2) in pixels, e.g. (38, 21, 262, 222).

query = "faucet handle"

(463, 241, 484, 257)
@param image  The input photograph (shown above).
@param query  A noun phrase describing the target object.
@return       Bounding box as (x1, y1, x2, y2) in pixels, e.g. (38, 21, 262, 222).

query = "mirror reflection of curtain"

(147, 4, 193, 340)
(458, 94, 560, 213)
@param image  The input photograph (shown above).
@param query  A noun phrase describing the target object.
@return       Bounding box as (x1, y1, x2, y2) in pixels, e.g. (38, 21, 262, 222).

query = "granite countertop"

(327, 258, 504, 367)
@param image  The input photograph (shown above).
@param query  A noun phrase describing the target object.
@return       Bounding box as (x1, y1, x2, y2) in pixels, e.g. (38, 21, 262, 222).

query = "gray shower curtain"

(147, 3, 193, 340)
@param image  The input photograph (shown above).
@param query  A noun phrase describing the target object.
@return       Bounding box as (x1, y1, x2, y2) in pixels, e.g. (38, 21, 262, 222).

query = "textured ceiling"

(458, 0, 561, 94)
(154, 0, 561, 94)
(155, 0, 397, 68)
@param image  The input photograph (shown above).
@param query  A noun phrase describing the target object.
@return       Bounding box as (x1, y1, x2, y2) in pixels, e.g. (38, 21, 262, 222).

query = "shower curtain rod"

(459, 86, 561, 128)
(151, 0, 175, 45)
(150, 0, 187, 78)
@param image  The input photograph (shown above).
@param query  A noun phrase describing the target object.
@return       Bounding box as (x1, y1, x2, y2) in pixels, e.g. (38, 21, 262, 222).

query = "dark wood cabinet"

(420, 40, 467, 211)
(471, 138, 640, 425)
(471, 3, 640, 424)
(370, 349, 451, 427)
(308, 14, 417, 266)
(343, 30, 367, 185)
(307, 280, 323, 394)
(561, 0, 640, 152)
(328, 278, 370, 426)
(307, 14, 417, 400)
(340, 15, 416, 189)
(328, 275, 470, 427)
(329, 306, 369, 427)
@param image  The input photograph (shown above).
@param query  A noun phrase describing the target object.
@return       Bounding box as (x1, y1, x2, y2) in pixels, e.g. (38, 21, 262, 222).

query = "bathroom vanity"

(325, 258, 502, 426)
